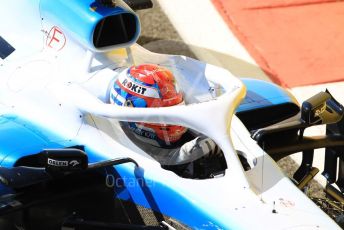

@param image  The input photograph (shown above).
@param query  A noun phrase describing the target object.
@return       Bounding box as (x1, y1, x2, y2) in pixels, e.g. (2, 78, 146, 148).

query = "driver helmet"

(110, 64, 187, 147)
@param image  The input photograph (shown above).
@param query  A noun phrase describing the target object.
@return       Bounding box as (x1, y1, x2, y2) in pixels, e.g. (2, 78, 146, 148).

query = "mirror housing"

(43, 149, 88, 176)
(301, 90, 344, 125)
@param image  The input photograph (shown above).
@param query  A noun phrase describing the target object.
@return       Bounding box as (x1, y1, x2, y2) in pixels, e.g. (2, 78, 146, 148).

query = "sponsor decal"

(122, 78, 147, 95)
(129, 123, 157, 140)
(279, 198, 295, 208)
(47, 158, 68, 167)
(315, 103, 326, 117)
(118, 74, 160, 98)
(46, 26, 66, 51)
(69, 160, 80, 167)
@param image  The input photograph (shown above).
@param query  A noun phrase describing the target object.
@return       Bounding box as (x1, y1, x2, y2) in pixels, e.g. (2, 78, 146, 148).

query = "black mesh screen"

(93, 13, 137, 48)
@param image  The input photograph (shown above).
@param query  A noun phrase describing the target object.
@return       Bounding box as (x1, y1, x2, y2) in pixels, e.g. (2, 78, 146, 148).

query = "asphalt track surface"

(136, 1, 324, 197)
(137, 2, 196, 58)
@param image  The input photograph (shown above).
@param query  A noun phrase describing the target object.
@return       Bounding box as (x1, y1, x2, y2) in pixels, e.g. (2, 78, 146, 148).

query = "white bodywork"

(0, 1, 340, 229)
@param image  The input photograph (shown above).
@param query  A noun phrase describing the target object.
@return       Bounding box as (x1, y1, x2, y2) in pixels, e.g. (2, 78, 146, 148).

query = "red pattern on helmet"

(129, 64, 183, 107)
(118, 64, 186, 145)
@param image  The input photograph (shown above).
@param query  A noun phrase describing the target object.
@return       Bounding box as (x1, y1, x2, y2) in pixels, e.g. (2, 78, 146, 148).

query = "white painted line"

(159, 0, 255, 63)
(158, 0, 270, 81)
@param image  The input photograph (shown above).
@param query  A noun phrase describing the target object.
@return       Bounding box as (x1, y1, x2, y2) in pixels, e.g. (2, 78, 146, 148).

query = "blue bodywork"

(237, 78, 298, 113)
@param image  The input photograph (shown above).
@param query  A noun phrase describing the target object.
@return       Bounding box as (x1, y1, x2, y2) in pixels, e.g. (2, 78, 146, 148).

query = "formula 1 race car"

(0, 0, 343, 229)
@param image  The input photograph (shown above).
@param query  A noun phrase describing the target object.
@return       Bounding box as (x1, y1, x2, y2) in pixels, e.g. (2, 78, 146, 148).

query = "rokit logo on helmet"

(118, 74, 160, 98)
(122, 78, 147, 95)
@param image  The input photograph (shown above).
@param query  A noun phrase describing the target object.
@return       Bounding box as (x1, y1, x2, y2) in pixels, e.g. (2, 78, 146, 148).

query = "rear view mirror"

(43, 149, 88, 176)
(301, 90, 344, 125)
